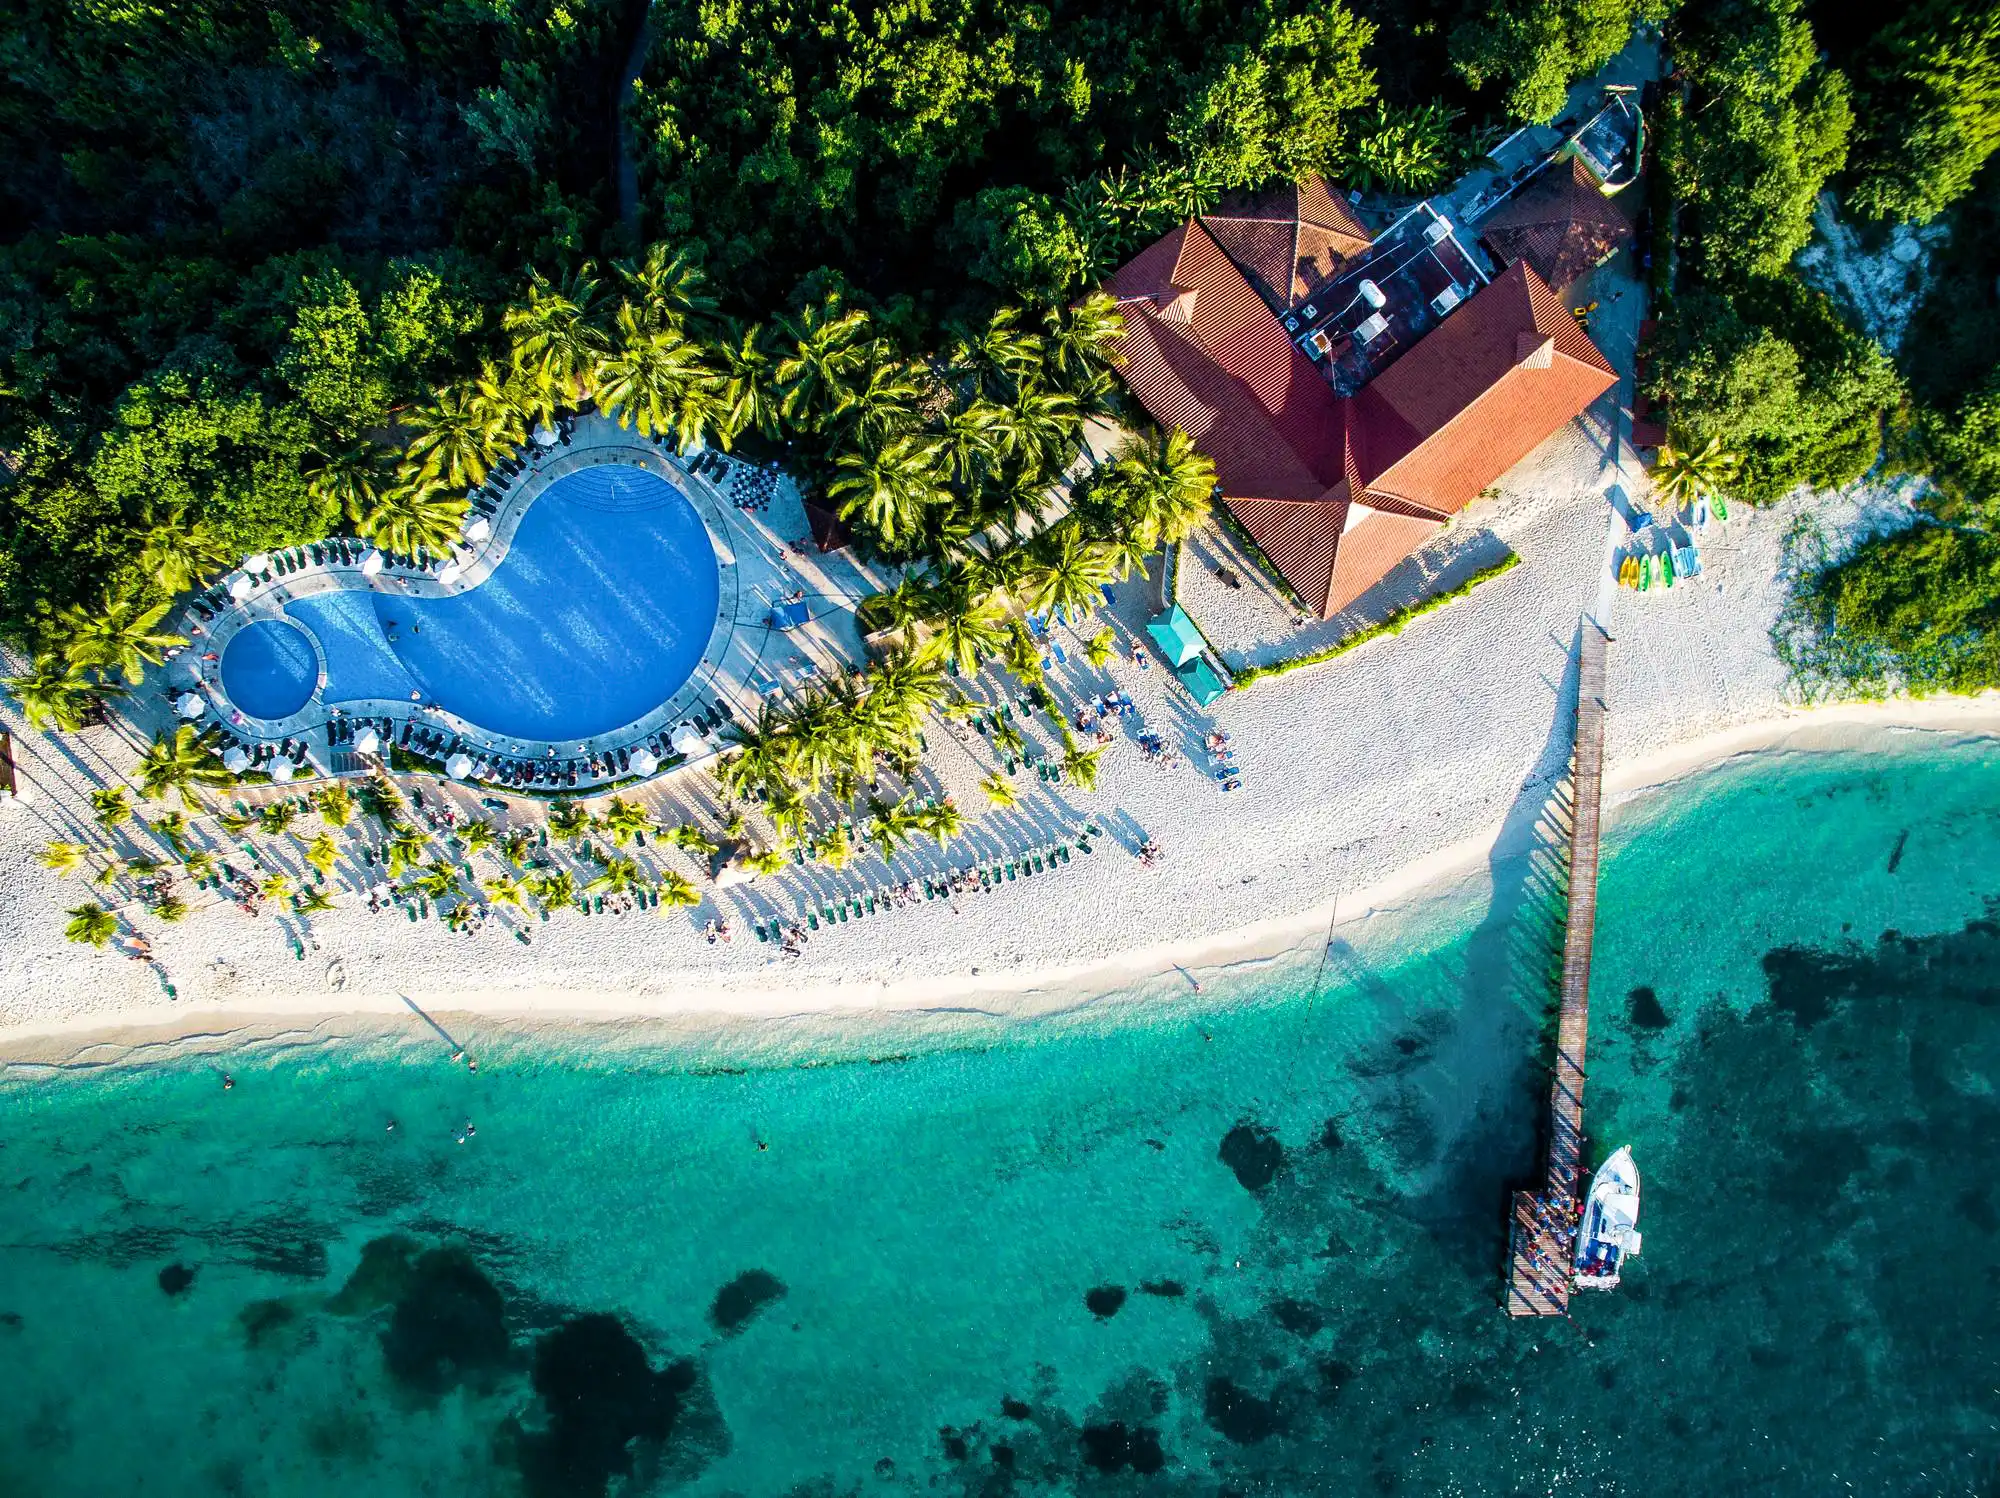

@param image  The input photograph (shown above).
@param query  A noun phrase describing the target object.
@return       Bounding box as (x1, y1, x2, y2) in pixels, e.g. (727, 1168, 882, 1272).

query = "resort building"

(1105, 183, 1618, 619)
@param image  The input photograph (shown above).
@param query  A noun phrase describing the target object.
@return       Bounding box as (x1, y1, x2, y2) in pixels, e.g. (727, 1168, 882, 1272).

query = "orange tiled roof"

(1477, 157, 1634, 294)
(1106, 227, 1615, 619)
(1200, 177, 1375, 313)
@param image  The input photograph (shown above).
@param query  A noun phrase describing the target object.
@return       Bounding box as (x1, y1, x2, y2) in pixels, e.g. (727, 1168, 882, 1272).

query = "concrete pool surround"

(192, 435, 751, 778)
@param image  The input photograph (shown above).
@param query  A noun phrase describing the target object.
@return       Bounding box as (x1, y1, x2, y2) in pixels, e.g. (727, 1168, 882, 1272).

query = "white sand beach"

(2, 384, 1994, 1068)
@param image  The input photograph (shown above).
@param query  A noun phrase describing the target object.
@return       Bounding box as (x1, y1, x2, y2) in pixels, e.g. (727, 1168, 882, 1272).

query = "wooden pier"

(1505, 620, 1609, 1317)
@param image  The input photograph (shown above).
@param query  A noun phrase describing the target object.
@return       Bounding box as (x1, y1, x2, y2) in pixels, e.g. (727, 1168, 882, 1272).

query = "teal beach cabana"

(1146, 605, 1206, 667)
(1175, 657, 1227, 706)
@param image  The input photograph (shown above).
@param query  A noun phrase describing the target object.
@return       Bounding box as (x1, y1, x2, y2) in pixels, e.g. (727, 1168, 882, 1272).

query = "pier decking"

(1505, 619, 1609, 1317)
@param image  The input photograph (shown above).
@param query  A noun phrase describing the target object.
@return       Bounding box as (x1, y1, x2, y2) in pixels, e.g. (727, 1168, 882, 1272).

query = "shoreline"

(6, 693, 1993, 1070)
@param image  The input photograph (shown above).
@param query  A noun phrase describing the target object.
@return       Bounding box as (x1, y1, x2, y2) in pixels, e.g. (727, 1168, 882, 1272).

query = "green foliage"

(1646, 280, 1900, 501)
(1668, 0, 1853, 282)
(1452, 0, 1673, 124)
(1348, 103, 1465, 194)
(1233, 552, 1522, 686)
(949, 189, 1091, 306)
(1842, 0, 2000, 225)
(1777, 523, 2000, 696)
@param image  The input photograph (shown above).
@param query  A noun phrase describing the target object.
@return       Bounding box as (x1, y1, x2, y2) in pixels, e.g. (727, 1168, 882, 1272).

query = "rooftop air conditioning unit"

(1308, 329, 1333, 357)
(1431, 285, 1464, 316)
(1355, 312, 1390, 343)
(1302, 303, 1319, 319)
(1357, 280, 1386, 310)
(1424, 218, 1452, 245)
(1282, 314, 1299, 332)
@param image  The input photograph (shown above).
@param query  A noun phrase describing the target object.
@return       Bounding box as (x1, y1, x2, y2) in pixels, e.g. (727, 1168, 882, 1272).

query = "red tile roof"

(1200, 177, 1375, 313)
(1477, 157, 1634, 294)
(1107, 227, 1616, 620)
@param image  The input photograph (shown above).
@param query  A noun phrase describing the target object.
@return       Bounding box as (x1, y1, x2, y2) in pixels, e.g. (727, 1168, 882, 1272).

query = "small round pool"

(220, 618, 320, 720)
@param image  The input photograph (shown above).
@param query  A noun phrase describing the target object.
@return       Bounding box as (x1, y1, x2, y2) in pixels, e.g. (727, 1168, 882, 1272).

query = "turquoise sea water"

(3, 732, 1998, 1496)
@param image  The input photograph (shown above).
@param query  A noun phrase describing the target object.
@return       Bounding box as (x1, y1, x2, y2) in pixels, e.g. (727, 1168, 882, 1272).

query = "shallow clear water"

(221, 467, 720, 741)
(2, 733, 1997, 1496)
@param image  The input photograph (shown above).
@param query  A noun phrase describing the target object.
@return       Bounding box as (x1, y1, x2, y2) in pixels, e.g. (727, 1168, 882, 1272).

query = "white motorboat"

(1573, 1145, 1641, 1289)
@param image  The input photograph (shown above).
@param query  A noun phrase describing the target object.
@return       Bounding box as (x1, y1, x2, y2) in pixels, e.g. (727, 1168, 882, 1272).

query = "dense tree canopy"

(1451, 0, 1674, 124)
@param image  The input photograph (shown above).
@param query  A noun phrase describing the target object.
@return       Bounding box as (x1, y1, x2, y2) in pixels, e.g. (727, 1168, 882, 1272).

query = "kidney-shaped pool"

(218, 465, 722, 743)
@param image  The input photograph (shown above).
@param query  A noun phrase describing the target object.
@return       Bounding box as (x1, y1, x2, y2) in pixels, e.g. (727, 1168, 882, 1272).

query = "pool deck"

(160, 415, 884, 789)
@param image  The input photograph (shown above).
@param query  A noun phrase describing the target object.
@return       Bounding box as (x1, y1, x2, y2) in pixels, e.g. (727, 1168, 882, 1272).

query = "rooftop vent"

(1155, 287, 1198, 324)
(1301, 302, 1319, 318)
(1424, 218, 1452, 245)
(1357, 280, 1386, 310)
(1308, 329, 1333, 357)
(1355, 312, 1390, 344)
(1431, 285, 1464, 316)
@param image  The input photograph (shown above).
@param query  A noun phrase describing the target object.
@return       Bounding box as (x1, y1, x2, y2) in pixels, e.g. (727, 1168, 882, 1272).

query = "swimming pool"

(217, 465, 722, 743)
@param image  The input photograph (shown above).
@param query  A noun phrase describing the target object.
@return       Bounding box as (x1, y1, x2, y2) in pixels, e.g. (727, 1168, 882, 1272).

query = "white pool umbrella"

(229, 574, 255, 600)
(244, 553, 271, 574)
(360, 550, 385, 578)
(175, 692, 205, 719)
(222, 747, 251, 773)
(436, 559, 463, 585)
(670, 724, 705, 758)
(445, 752, 474, 779)
(531, 423, 557, 448)
(464, 516, 492, 543)
(353, 727, 381, 755)
(629, 747, 659, 776)
(271, 760, 295, 783)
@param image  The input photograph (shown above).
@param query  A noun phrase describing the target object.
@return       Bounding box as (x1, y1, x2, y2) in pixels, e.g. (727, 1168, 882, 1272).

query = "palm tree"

(502, 828, 536, 866)
(359, 482, 469, 560)
(858, 576, 935, 652)
(1085, 627, 1117, 669)
(215, 808, 256, 838)
(829, 433, 951, 548)
(773, 302, 870, 430)
(151, 810, 191, 853)
(1021, 520, 1119, 620)
(866, 796, 920, 862)
(136, 505, 233, 594)
(745, 846, 787, 877)
(457, 819, 497, 858)
(40, 841, 90, 876)
(259, 873, 294, 903)
(257, 801, 300, 837)
(980, 772, 1018, 809)
(1652, 435, 1742, 513)
(385, 823, 428, 878)
(304, 834, 339, 879)
(306, 442, 390, 525)
(716, 324, 780, 444)
(405, 861, 460, 901)
(913, 799, 964, 847)
(1000, 386, 1084, 478)
(834, 348, 925, 447)
(360, 774, 404, 824)
(613, 242, 718, 331)
(939, 399, 1006, 487)
(953, 308, 1044, 401)
(315, 784, 356, 829)
(817, 821, 857, 870)
(7, 655, 119, 731)
(481, 873, 527, 910)
(527, 867, 579, 913)
(136, 726, 233, 809)
(587, 857, 643, 897)
(62, 591, 187, 685)
(90, 787, 133, 831)
(401, 383, 515, 492)
(598, 798, 653, 847)
(93, 857, 125, 890)
(764, 780, 810, 846)
(1043, 293, 1125, 393)
(654, 870, 701, 908)
(597, 305, 723, 446)
(669, 823, 720, 859)
(1107, 428, 1216, 547)
(154, 892, 190, 923)
(548, 803, 593, 843)
(65, 902, 118, 948)
(296, 886, 336, 915)
(504, 267, 610, 401)
(1060, 731, 1103, 791)
(920, 584, 1010, 677)
(182, 850, 219, 884)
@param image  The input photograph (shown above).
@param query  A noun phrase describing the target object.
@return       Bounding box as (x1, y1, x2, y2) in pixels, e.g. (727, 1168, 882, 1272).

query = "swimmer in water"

(386, 1119, 397, 1132)
(465, 1122, 476, 1137)
(222, 1075, 234, 1090)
